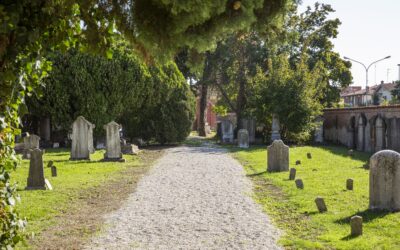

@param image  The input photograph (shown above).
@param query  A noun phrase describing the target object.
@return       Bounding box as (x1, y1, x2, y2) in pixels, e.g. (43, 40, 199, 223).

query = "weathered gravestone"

(26, 149, 48, 190)
(289, 168, 296, 180)
(348, 149, 354, 157)
(70, 116, 95, 160)
(221, 120, 234, 143)
(369, 150, 400, 211)
(295, 160, 301, 165)
(346, 178, 354, 190)
(307, 152, 312, 159)
(270, 114, 281, 142)
(238, 129, 249, 148)
(103, 121, 124, 162)
(23, 134, 40, 159)
(241, 118, 256, 143)
(350, 216, 363, 236)
(122, 144, 140, 155)
(267, 140, 289, 172)
(315, 197, 327, 212)
(51, 166, 57, 177)
(47, 160, 53, 168)
(295, 179, 304, 189)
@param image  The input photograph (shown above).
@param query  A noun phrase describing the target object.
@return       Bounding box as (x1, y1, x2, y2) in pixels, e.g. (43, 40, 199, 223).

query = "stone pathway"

(85, 146, 281, 249)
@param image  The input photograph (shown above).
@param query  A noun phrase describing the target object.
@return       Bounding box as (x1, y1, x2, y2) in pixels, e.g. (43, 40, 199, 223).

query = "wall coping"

(324, 105, 400, 112)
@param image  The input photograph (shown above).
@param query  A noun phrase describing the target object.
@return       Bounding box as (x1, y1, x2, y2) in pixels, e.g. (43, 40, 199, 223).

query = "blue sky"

(299, 0, 400, 87)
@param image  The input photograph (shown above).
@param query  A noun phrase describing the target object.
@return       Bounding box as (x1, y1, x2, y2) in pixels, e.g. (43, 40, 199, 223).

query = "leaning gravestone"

(295, 179, 304, 189)
(267, 140, 289, 172)
(289, 168, 296, 180)
(23, 134, 40, 159)
(51, 166, 57, 177)
(369, 150, 400, 211)
(315, 197, 327, 212)
(70, 116, 95, 160)
(103, 121, 124, 162)
(26, 149, 47, 190)
(238, 129, 249, 148)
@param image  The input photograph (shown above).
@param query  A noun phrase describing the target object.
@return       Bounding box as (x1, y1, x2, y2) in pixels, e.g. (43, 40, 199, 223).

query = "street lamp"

(344, 55, 391, 88)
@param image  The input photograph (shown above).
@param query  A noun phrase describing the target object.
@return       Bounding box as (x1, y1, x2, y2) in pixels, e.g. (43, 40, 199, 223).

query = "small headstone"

(103, 121, 124, 162)
(267, 140, 289, 172)
(23, 134, 40, 159)
(315, 197, 327, 213)
(47, 160, 53, 168)
(96, 142, 106, 149)
(221, 120, 234, 143)
(26, 149, 46, 190)
(289, 168, 296, 180)
(346, 179, 353, 190)
(45, 179, 53, 191)
(52, 142, 60, 148)
(51, 166, 57, 177)
(369, 150, 400, 211)
(348, 149, 354, 157)
(295, 179, 304, 189)
(295, 160, 301, 165)
(307, 153, 312, 159)
(238, 129, 249, 148)
(350, 216, 363, 236)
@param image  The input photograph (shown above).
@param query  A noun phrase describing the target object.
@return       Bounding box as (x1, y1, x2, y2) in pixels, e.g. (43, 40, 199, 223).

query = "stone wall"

(323, 105, 400, 153)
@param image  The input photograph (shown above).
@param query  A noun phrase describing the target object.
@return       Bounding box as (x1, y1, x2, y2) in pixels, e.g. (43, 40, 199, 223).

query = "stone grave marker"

(289, 168, 296, 180)
(45, 179, 53, 190)
(47, 160, 53, 168)
(122, 144, 140, 155)
(23, 134, 40, 159)
(295, 160, 301, 165)
(295, 179, 304, 189)
(307, 153, 312, 159)
(315, 197, 327, 212)
(26, 149, 46, 190)
(270, 114, 281, 141)
(53, 142, 60, 148)
(221, 120, 234, 143)
(238, 129, 249, 148)
(70, 116, 95, 160)
(348, 149, 354, 157)
(51, 166, 57, 177)
(267, 140, 289, 172)
(346, 179, 354, 190)
(350, 216, 363, 236)
(369, 150, 400, 211)
(103, 121, 125, 162)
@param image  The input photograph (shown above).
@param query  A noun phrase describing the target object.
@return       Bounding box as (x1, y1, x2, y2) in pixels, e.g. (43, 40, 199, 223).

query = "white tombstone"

(221, 120, 234, 143)
(314, 117, 324, 143)
(271, 114, 281, 141)
(238, 129, 249, 148)
(103, 121, 124, 161)
(23, 134, 40, 159)
(70, 116, 95, 160)
(369, 150, 400, 211)
(267, 140, 289, 172)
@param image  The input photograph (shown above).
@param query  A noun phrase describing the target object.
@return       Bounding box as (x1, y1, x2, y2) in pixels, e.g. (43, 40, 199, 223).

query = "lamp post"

(344, 55, 391, 88)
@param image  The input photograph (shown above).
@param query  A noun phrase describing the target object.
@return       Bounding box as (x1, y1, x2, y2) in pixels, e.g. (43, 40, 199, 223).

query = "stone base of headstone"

(121, 144, 140, 155)
(270, 132, 281, 142)
(102, 155, 126, 162)
(70, 156, 90, 161)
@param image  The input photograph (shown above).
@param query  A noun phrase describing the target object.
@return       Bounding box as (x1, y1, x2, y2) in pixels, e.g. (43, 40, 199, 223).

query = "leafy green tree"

(0, 1, 290, 246)
(391, 80, 400, 103)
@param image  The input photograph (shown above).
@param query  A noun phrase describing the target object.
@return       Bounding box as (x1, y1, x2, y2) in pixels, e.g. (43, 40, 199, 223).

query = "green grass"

(231, 145, 400, 249)
(12, 148, 141, 240)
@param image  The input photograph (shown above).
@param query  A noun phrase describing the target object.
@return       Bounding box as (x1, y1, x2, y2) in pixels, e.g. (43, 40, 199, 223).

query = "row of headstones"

(266, 139, 400, 237)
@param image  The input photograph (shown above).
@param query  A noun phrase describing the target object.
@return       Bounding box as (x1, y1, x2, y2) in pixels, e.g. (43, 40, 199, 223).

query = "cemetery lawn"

(12, 148, 163, 249)
(232, 145, 400, 249)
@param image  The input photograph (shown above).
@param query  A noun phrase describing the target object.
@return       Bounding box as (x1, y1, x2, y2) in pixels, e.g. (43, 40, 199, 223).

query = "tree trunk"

(198, 82, 208, 137)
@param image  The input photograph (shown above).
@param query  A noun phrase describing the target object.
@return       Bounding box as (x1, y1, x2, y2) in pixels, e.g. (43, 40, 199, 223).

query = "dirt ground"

(28, 148, 165, 250)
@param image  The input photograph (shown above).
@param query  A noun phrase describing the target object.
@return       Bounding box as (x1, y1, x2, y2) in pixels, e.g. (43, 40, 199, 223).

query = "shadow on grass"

(320, 144, 371, 163)
(335, 209, 391, 225)
(246, 170, 267, 177)
(341, 234, 361, 241)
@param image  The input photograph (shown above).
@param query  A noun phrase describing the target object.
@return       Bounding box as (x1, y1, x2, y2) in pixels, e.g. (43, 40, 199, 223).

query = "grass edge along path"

(230, 145, 400, 250)
(13, 147, 164, 249)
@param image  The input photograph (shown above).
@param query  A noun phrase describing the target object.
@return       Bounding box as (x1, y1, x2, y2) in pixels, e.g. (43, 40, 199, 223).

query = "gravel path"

(85, 146, 281, 249)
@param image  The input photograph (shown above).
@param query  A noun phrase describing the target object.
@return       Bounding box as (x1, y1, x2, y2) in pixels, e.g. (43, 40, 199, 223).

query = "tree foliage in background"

(28, 46, 194, 144)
